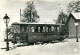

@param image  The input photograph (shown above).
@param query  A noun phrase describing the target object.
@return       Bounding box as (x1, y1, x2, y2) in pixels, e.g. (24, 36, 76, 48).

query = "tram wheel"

(58, 37, 64, 41)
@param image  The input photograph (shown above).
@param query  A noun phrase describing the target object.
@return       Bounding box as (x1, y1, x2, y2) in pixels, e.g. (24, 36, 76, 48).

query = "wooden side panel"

(69, 17, 76, 38)
(28, 33, 59, 43)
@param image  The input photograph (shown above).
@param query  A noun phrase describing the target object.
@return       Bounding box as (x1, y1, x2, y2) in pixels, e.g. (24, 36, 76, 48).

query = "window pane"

(46, 26, 48, 32)
(26, 26, 28, 32)
(43, 26, 45, 32)
(35, 26, 38, 32)
(22, 27, 24, 32)
(38, 27, 40, 32)
(51, 26, 54, 32)
(54, 27, 57, 32)
(48, 26, 51, 32)
(24, 26, 26, 32)
(57, 27, 59, 32)
(29, 26, 31, 32)
(31, 26, 34, 32)
(40, 26, 43, 32)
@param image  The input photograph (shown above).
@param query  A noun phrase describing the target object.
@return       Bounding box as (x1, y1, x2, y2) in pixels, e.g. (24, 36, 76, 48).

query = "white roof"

(19, 22, 53, 24)
(72, 13, 80, 19)
(12, 22, 64, 25)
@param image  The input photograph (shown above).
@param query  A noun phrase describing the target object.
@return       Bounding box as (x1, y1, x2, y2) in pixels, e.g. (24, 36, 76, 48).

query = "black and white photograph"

(0, 0, 80, 55)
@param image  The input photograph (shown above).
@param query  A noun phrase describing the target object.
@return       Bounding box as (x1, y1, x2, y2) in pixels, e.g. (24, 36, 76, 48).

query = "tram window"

(57, 27, 59, 32)
(51, 26, 54, 32)
(40, 26, 43, 32)
(38, 27, 40, 32)
(24, 26, 26, 32)
(26, 26, 28, 32)
(48, 26, 51, 32)
(35, 26, 38, 32)
(43, 26, 45, 32)
(28, 26, 30, 32)
(31, 27, 34, 32)
(22, 27, 24, 32)
(54, 27, 57, 32)
(46, 26, 48, 32)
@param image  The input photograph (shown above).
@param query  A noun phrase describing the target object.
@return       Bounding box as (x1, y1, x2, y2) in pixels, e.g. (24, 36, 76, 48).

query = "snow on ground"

(0, 38, 80, 55)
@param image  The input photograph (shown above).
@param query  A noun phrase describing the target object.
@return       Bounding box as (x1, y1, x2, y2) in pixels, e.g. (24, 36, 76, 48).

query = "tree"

(56, 11, 68, 35)
(67, 1, 80, 13)
(4, 22, 20, 44)
(22, 1, 39, 23)
(4, 26, 14, 42)
(57, 11, 68, 24)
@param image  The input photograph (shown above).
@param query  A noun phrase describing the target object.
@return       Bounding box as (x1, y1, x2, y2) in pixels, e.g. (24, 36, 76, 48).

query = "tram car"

(11, 23, 65, 45)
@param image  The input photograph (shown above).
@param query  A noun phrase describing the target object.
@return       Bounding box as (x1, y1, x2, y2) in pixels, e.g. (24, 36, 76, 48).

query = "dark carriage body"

(12, 23, 64, 44)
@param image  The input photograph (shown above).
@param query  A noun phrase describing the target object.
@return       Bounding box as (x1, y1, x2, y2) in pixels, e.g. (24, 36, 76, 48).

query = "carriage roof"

(12, 22, 64, 26)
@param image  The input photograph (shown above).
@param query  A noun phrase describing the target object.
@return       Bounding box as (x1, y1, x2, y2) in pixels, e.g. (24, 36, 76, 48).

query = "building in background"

(67, 12, 80, 38)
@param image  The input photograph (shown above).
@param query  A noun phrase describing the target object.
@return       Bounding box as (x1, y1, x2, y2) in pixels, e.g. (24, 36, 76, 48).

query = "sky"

(0, 0, 78, 40)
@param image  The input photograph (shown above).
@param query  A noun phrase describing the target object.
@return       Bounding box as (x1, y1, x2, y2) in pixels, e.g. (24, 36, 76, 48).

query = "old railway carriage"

(12, 23, 64, 44)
